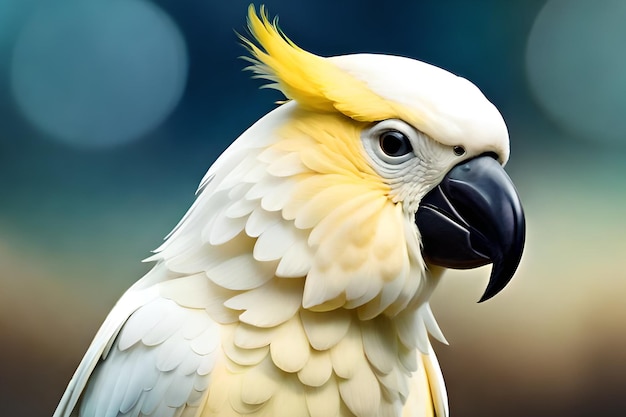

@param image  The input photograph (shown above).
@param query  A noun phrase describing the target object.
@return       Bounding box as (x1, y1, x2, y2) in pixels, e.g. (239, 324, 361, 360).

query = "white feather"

(260, 176, 299, 212)
(329, 320, 362, 379)
(223, 338, 270, 366)
(164, 374, 196, 407)
(141, 300, 187, 347)
(119, 346, 160, 412)
(300, 308, 351, 351)
(215, 154, 264, 193)
(207, 214, 248, 246)
(297, 350, 333, 387)
(269, 315, 310, 373)
(420, 302, 448, 345)
(398, 342, 418, 373)
(245, 207, 282, 238)
(240, 356, 278, 406)
(190, 325, 220, 356)
(206, 253, 276, 291)
(197, 354, 217, 377)
(53, 278, 161, 417)
(243, 160, 273, 183)
(117, 299, 168, 351)
(225, 279, 304, 328)
(304, 378, 340, 417)
(158, 273, 239, 324)
(156, 336, 190, 372)
(338, 361, 381, 417)
(375, 366, 409, 403)
(233, 322, 277, 349)
(422, 345, 449, 417)
(275, 237, 313, 278)
(253, 220, 298, 261)
(394, 310, 419, 351)
(244, 179, 272, 201)
(266, 152, 309, 177)
(361, 317, 397, 374)
(225, 197, 259, 219)
(257, 145, 288, 164)
(70, 284, 219, 417)
(139, 372, 174, 414)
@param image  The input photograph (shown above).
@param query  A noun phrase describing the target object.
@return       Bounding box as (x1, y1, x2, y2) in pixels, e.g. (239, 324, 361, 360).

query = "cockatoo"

(54, 6, 525, 417)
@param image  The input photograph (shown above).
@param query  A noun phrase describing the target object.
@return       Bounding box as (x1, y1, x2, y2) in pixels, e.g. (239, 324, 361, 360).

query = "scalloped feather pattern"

(54, 20, 455, 413)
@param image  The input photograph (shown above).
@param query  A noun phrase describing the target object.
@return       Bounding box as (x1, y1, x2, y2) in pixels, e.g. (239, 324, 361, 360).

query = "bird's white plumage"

(78, 297, 216, 417)
(53, 6, 515, 416)
(55, 95, 450, 417)
(329, 54, 510, 164)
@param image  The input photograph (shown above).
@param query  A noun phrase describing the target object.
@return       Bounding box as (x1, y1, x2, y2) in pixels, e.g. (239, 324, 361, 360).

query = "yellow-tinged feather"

(228, 374, 265, 414)
(376, 366, 409, 403)
(329, 320, 363, 379)
(259, 177, 300, 213)
(275, 112, 382, 181)
(338, 361, 382, 417)
(271, 377, 309, 417)
(204, 358, 230, 415)
(299, 308, 352, 351)
(402, 355, 435, 417)
(422, 349, 449, 417)
(283, 176, 366, 221)
(361, 316, 398, 374)
(307, 194, 387, 256)
(292, 184, 382, 231)
(240, 356, 279, 406)
(304, 378, 341, 417)
(207, 252, 277, 291)
(243, 5, 403, 123)
(266, 152, 309, 177)
(398, 343, 418, 374)
(225, 278, 304, 328)
(275, 238, 313, 278)
(234, 322, 277, 350)
(223, 340, 269, 367)
(269, 315, 310, 373)
(158, 274, 240, 324)
(297, 349, 333, 387)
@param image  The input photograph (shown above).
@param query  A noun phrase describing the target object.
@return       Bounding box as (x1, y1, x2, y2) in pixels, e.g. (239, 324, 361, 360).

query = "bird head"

(158, 6, 525, 321)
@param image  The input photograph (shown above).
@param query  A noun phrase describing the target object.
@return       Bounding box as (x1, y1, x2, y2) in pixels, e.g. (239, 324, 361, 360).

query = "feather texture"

(77, 293, 218, 417)
(304, 379, 341, 417)
(300, 308, 351, 351)
(224, 278, 303, 327)
(51, 6, 477, 417)
(298, 350, 333, 387)
(54, 101, 448, 417)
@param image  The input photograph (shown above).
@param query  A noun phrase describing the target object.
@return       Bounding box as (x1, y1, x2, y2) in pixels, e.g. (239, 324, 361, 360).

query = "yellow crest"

(242, 5, 405, 122)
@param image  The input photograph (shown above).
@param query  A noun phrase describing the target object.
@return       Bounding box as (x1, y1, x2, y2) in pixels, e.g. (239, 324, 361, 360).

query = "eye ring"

(379, 130, 413, 157)
(453, 145, 466, 156)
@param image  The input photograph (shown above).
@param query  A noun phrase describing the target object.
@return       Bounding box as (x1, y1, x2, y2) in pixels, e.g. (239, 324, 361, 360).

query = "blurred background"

(1, 0, 625, 416)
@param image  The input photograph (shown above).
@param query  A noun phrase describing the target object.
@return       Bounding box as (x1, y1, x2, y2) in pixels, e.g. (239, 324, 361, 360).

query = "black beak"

(416, 155, 526, 302)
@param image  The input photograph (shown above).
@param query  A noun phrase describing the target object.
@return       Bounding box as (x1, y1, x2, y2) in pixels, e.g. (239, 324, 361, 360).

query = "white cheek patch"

(360, 119, 463, 212)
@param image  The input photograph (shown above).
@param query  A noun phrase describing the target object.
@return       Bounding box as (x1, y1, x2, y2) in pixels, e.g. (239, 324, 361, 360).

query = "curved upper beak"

(416, 155, 526, 302)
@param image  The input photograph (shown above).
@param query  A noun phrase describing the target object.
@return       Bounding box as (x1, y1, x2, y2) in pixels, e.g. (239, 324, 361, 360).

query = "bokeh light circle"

(0, 0, 40, 56)
(10, 0, 188, 148)
(526, 0, 626, 145)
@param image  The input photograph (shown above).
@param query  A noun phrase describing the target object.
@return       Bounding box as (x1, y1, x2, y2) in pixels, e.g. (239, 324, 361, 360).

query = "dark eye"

(453, 145, 466, 156)
(379, 130, 413, 157)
